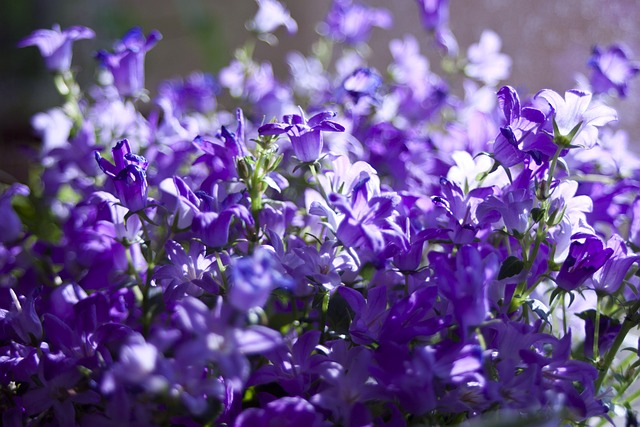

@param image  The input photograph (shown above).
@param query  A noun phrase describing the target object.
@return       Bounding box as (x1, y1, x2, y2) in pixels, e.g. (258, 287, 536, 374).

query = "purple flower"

(95, 139, 149, 212)
(588, 44, 640, 98)
(322, 0, 392, 45)
(154, 240, 218, 300)
(430, 245, 498, 331)
(18, 24, 94, 72)
(191, 204, 253, 249)
(580, 310, 621, 360)
(339, 67, 383, 105)
(465, 30, 511, 86)
(258, 109, 345, 163)
(96, 27, 162, 97)
(228, 248, 291, 312)
(235, 396, 322, 427)
(0, 184, 29, 244)
(491, 85, 548, 167)
(535, 89, 617, 148)
(556, 234, 613, 291)
(329, 175, 409, 262)
(589, 234, 640, 294)
(156, 71, 218, 118)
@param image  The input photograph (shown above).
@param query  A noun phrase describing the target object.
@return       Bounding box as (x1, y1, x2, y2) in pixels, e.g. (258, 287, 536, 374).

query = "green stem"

(319, 290, 330, 342)
(593, 295, 601, 361)
(594, 303, 640, 392)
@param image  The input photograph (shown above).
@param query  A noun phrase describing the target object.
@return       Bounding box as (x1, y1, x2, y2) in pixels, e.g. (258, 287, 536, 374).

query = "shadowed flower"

(96, 27, 162, 97)
(18, 24, 94, 72)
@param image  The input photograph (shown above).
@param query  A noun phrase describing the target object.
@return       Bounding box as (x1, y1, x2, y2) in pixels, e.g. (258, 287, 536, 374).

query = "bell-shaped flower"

(95, 139, 149, 212)
(18, 24, 94, 72)
(258, 108, 345, 163)
(96, 27, 162, 97)
(492, 85, 549, 167)
(556, 234, 613, 292)
(191, 203, 253, 249)
(589, 234, 640, 294)
(535, 88, 617, 149)
(588, 44, 640, 98)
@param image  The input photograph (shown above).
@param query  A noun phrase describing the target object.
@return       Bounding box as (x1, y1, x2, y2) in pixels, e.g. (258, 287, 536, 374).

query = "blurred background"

(2, 0, 640, 183)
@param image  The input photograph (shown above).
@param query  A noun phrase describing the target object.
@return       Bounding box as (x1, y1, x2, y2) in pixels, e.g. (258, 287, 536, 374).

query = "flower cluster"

(4, 1, 640, 425)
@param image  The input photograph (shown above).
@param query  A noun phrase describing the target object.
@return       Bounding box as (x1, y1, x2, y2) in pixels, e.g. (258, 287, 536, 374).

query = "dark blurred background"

(2, 0, 640, 184)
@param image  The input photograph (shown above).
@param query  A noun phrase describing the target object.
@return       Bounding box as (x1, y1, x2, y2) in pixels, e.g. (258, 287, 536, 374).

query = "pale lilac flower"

(247, 0, 297, 44)
(535, 89, 617, 148)
(18, 24, 94, 72)
(589, 234, 640, 294)
(465, 30, 511, 86)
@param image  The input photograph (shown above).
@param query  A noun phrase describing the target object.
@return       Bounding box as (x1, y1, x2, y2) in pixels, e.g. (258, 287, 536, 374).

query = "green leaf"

(498, 256, 524, 280)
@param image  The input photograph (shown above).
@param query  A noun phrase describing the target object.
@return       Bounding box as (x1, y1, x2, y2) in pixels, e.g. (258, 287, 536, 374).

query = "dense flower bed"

(3, 0, 640, 425)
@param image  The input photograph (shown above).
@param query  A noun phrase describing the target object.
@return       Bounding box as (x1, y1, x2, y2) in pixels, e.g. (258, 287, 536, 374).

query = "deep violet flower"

(491, 85, 548, 167)
(95, 139, 149, 212)
(258, 109, 345, 163)
(96, 27, 162, 97)
(556, 234, 613, 292)
(588, 44, 640, 97)
(18, 24, 94, 72)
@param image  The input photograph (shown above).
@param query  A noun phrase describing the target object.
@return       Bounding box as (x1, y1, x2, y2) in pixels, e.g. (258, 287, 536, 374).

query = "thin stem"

(593, 295, 601, 361)
(594, 301, 640, 392)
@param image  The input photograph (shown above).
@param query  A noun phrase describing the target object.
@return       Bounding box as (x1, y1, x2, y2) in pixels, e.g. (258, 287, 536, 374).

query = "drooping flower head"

(258, 108, 345, 163)
(588, 44, 640, 98)
(18, 24, 95, 72)
(96, 27, 162, 97)
(95, 139, 149, 212)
